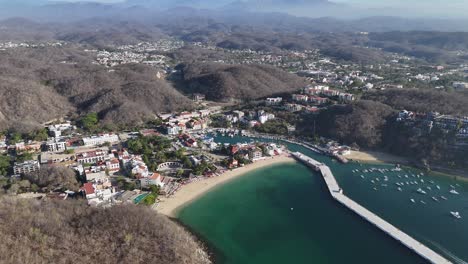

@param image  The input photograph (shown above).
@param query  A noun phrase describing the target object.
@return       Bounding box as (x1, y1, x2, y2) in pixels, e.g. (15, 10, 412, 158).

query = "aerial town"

(1, 39, 468, 208)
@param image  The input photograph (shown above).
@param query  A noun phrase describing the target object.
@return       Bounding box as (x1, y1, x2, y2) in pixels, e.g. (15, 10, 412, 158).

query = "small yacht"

(373, 187, 378, 191)
(360, 175, 365, 179)
(421, 179, 425, 183)
(417, 188, 427, 195)
(410, 198, 416, 203)
(436, 185, 441, 190)
(440, 196, 448, 201)
(451, 211, 462, 219)
(397, 187, 403, 192)
(420, 200, 426, 204)
(371, 180, 375, 184)
(450, 190, 460, 195)
(429, 180, 435, 184)
(431, 196, 439, 202)
(427, 186, 432, 191)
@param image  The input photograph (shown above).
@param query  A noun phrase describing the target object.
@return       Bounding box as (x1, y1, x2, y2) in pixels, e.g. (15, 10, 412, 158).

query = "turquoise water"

(178, 135, 468, 264)
(134, 193, 149, 204)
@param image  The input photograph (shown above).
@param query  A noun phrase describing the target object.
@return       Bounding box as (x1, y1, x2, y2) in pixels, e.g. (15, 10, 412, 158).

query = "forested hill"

(0, 197, 211, 264)
(0, 47, 193, 131)
(362, 89, 468, 116)
(178, 62, 307, 101)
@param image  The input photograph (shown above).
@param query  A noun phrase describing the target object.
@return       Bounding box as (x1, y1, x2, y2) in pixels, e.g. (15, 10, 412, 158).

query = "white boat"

(371, 180, 375, 184)
(436, 185, 441, 190)
(450, 190, 460, 195)
(432, 196, 439, 202)
(373, 187, 378, 191)
(451, 211, 461, 219)
(427, 186, 432, 191)
(421, 200, 426, 204)
(421, 179, 424, 183)
(376, 178, 380, 182)
(360, 175, 365, 179)
(410, 198, 415, 203)
(417, 188, 427, 195)
(440, 196, 448, 201)
(398, 187, 403, 192)
(381, 184, 388, 187)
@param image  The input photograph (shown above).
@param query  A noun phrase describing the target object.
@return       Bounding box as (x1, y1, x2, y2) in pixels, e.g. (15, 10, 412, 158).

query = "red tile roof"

(82, 183, 95, 195)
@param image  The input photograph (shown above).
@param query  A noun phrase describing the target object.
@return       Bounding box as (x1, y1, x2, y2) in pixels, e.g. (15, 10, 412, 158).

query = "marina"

(292, 152, 453, 264)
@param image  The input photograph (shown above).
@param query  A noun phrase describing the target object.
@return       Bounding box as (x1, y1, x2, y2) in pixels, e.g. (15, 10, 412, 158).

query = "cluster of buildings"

(90, 40, 183, 68)
(0, 41, 63, 51)
(222, 109, 276, 127)
(225, 142, 283, 168)
(160, 108, 219, 135)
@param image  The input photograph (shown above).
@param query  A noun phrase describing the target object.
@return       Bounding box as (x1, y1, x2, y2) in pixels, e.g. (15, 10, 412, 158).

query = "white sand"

(156, 155, 296, 217)
(347, 150, 408, 164)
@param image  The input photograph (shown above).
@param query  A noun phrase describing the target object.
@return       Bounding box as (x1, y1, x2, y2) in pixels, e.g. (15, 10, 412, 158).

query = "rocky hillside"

(0, 197, 211, 264)
(179, 62, 307, 101)
(0, 47, 193, 131)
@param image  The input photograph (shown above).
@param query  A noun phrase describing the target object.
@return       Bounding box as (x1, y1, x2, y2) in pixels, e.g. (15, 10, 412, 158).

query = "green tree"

(16, 152, 33, 163)
(9, 133, 22, 144)
(0, 155, 10, 176)
(79, 113, 99, 131)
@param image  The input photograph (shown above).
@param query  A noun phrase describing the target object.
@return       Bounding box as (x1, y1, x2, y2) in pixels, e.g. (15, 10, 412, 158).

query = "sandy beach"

(156, 155, 296, 217)
(347, 150, 409, 165)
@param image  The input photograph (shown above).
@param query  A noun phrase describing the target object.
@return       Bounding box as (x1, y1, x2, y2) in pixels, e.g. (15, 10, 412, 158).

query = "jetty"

(292, 152, 452, 264)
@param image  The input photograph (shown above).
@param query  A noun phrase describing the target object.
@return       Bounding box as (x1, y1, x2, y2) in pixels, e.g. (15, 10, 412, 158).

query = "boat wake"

(427, 239, 468, 264)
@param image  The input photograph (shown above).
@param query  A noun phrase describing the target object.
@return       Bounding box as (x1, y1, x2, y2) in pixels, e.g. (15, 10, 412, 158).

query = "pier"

(292, 152, 452, 264)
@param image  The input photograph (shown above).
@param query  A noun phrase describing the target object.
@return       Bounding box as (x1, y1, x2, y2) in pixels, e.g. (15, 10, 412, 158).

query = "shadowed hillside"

(179, 62, 307, 101)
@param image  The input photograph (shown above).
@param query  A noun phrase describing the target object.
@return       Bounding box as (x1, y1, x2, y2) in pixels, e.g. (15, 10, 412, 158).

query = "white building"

(453, 82, 468, 91)
(48, 122, 73, 137)
(82, 134, 119, 147)
(76, 150, 107, 164)
(258, 113, 275, 124)
(292, 94, 309, 102)
(285, 104, 304, 112)
(338, 93, 355, 102)
(106, 158, 120, 172)
(265, 97, 283, 105)
(46, 138, 67, 152)
(166, 125, 180, 135)
(13, 160, 40, 175)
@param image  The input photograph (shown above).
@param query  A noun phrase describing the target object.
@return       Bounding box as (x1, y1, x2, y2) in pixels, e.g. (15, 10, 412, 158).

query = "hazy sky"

(51, 0, 468, 18)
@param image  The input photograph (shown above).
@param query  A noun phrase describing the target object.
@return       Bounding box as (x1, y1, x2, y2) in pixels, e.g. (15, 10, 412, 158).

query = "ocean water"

(177, 136, 468, 264)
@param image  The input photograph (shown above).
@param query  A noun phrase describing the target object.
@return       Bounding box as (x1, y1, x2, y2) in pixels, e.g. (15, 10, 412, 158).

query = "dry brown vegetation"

(0, 47, 193, 131)
(0, 197, 212, 264)
(179, 62, 307, 101)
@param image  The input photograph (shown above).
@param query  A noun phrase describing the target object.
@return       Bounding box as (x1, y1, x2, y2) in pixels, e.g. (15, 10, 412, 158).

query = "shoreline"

(346, 150, 410, 165)
(156, 155, 296, 218)
(347, 150, 468, 182)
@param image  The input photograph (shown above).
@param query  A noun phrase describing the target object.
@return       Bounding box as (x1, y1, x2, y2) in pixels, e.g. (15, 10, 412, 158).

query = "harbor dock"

(292, 152, 452, 264)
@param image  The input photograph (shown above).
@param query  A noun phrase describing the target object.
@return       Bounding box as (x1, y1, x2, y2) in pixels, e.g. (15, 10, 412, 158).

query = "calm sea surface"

(177, 136, 468, 264)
